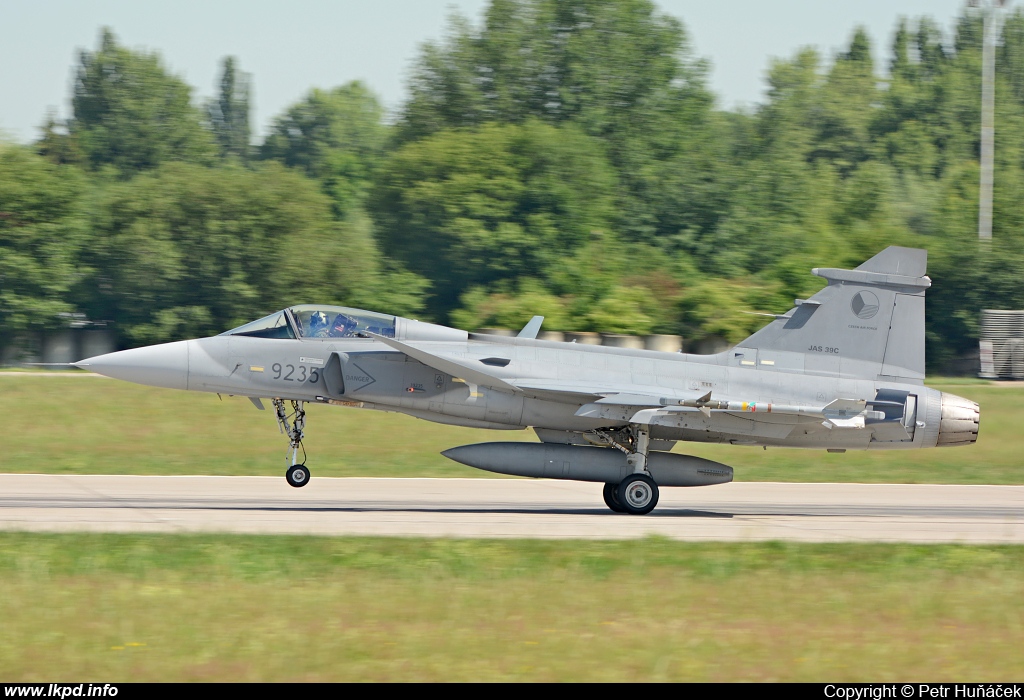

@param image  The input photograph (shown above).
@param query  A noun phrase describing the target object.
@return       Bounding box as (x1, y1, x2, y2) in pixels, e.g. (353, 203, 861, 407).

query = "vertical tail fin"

(738, 247, 930, 382)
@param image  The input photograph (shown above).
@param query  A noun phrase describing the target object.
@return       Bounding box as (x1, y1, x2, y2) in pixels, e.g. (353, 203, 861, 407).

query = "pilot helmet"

(309, 311, 328, 330)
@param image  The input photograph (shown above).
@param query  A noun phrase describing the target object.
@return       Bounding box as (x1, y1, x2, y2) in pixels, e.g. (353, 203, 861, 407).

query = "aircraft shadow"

(196, 505, 737, 518)
(0, 499, 733, 518)
(13, 500, 1021, 518)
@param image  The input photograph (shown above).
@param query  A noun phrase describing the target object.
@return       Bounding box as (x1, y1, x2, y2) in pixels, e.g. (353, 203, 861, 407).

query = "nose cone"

(76, 340, 189, 390)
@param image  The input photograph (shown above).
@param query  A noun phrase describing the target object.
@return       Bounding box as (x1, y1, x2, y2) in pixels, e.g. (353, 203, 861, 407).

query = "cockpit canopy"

(222, 305, 396, 340)
(221, 310, 294, 339)
(290, 304, 396, 339)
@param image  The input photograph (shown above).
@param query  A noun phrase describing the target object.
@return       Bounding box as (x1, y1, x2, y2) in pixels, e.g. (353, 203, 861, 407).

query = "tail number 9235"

(271, 363, 320, 383)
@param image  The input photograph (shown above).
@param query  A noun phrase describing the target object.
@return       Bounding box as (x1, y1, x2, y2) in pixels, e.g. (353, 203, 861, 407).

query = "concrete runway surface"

(2, 475, 1024, 543)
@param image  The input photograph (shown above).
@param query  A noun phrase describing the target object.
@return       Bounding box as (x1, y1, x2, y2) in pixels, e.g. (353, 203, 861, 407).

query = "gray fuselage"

(177, 331, 948, 451)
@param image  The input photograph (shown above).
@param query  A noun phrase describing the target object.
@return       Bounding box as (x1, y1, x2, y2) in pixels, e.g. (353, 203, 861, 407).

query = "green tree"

(208, 56, 251, 161)
(400, 0, 709, 141)
(583, 286, 657, 335)
(0, 146, 87, 338)
(70, 28, 215, 174)
(36, 110, 84, 166)
(371, 120, 617, 315)
(450, 279, 571, 331)
(396, 0, 721, 243)
(260, 82, 387, 218)
(684, 49, 851, 277)
(79, 162, 424, 344)
(811, 27, 878, 173)
(678, 278, 787, 345)
(891, 18, 914, 81)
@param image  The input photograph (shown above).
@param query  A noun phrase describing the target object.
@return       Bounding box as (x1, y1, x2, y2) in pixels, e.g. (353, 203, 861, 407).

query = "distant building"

(0, 313, 115, 367)
(979, 310, 1024, 379)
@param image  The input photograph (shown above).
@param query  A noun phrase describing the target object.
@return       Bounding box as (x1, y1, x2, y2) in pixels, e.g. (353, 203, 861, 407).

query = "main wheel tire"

(602, 483, 626, 513)
(616, 473, 659, 515)
(286, 464, 310, 488)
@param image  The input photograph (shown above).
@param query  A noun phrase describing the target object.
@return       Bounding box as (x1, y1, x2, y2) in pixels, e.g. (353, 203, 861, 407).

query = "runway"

(2, 474, 1023, 543)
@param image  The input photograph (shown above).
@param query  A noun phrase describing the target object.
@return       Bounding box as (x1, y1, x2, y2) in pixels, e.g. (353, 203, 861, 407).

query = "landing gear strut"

(274, 399, 309, 488)
(595, 423, 660, 515)
(621, 422, 659, 514)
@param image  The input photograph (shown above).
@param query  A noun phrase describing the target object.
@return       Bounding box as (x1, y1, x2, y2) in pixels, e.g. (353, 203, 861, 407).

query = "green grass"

(0, 374, 1019, 483)
(923, 376, 1001, 385)
(0, 533, 1021, 681)
(0, 373, 520, 477)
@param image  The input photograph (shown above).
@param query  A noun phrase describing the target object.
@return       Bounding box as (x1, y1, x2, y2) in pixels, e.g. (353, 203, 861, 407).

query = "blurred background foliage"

(5, 1, 1024, 369)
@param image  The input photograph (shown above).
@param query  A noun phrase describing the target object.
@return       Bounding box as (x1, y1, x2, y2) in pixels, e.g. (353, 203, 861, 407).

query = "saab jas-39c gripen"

(75, 246, 979, 515)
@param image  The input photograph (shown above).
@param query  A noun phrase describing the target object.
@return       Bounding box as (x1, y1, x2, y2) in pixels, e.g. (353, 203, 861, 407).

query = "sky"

(0, 0, 972, 144)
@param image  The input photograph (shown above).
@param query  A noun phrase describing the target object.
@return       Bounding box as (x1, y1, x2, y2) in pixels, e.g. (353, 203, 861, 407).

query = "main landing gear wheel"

(616, 473, 659, 515)
(603, 483, 627, 513)
(286, 464, 310, 488)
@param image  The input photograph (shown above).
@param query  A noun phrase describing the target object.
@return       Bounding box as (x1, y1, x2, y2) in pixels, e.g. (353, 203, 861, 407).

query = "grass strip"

(0, 533, 1022, 681)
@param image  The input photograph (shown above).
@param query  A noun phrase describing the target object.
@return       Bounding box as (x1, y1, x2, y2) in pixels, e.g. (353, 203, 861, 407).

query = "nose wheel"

(286, 464, 310, 488)
(274, 399, 310, 487)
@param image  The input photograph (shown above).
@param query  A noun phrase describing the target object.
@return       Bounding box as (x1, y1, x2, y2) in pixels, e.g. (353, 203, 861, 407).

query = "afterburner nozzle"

(936, 392, 980, 447)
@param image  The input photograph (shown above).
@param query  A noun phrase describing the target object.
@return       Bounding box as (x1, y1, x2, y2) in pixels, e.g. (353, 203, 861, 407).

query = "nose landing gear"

(274, 399, 309, 488)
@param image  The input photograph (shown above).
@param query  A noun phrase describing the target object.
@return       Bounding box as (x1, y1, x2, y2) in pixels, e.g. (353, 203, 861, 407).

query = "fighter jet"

(75, 246, 979, 514)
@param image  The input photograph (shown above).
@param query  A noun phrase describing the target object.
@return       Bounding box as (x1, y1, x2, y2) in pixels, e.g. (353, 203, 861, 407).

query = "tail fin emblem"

(851, 291, 880, 319)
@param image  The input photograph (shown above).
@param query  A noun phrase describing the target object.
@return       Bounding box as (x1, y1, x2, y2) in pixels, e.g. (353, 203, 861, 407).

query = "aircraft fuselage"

(140, 332, 967, 452)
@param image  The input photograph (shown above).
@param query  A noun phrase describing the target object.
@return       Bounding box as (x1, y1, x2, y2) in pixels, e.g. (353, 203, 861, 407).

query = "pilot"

(331, 313, 358, 337)
(308, 311, 330, 338)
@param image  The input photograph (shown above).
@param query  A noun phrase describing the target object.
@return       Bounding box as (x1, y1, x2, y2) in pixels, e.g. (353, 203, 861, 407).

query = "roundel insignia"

(851, 291, 880, 320)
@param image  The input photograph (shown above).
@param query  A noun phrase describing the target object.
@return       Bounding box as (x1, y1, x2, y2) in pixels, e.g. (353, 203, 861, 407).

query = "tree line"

(4, 1, 1024, 369)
